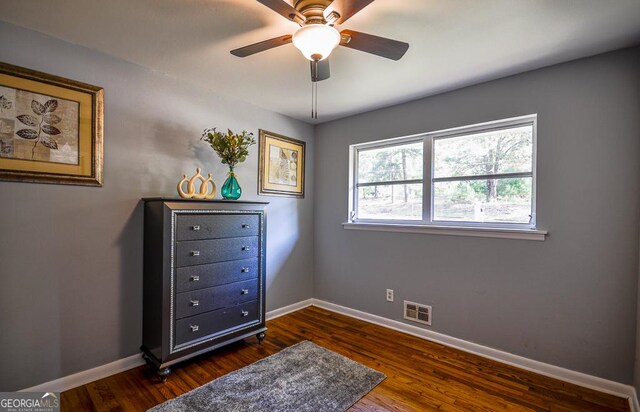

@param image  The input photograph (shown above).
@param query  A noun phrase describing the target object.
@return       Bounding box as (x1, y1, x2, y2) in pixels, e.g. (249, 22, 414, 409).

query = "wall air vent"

(404, 300, 432, 326)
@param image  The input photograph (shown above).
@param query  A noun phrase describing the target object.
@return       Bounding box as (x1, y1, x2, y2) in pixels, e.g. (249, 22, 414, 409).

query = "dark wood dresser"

(141, 198, 268, 377)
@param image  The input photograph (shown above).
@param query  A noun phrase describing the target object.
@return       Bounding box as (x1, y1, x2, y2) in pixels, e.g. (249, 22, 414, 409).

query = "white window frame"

(350, 136, 426, 225)
(347, 115, 545, 240)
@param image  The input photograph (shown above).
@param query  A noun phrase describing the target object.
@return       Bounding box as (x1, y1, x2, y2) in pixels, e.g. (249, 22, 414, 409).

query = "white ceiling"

(2, 0, 640, 124)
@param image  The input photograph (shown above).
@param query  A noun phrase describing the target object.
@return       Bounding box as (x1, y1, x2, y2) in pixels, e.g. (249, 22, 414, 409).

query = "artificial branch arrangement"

(201, 128, 256, 200)
(201, 128, 256, 167)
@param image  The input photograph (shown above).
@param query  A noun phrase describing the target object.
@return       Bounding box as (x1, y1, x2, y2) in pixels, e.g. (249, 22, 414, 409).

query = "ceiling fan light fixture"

(292, 24, 341, 61)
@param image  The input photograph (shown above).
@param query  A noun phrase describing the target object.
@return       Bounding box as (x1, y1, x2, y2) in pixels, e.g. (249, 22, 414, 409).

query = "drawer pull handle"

(191, 250, 200, 256)
(242, 224, 250, 229)
(241, 267, 250, 273)
(241, 289, 249, 295)
(190, 325, 199, 332)
(190, 299, 199, 307)
(190, 275, 200, 282)
(241, 310, 249, 317)
(241, 246, 249, 251)
(192, 225, 200, 231)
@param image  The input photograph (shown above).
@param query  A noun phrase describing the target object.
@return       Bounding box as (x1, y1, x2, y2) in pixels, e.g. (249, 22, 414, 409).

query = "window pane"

(358, 184, 422, 220)
(433, 125, 533, 178)
(433, 177, 532, 224)
(358, 142, 423, 183)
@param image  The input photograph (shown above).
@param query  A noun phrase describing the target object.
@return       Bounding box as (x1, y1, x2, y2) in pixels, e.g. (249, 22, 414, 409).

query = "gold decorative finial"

(177, 168, 217, 199)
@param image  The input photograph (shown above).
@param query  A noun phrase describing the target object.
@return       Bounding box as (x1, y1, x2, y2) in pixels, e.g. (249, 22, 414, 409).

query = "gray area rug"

(149, 340, 385, 412)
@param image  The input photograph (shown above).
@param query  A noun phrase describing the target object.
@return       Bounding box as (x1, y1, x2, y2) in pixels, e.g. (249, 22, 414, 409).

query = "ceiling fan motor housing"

(294, 0, 333, 24)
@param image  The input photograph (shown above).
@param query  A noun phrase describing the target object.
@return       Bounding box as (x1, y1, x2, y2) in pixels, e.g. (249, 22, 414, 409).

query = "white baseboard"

(19, 298, 314, 393)
(311, 298, 636, 408)
(266, 298, 314, 321)
(20, 353, 145, 393)
(19, 297, 638, 411)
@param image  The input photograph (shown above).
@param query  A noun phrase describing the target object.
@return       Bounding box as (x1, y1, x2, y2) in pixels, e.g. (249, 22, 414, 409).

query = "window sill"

(342, 222, 547, 241)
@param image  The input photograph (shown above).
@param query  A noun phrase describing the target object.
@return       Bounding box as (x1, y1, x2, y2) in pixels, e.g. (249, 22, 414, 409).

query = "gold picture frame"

(0, 62, 103, 186)
(258, 129, 305, 198)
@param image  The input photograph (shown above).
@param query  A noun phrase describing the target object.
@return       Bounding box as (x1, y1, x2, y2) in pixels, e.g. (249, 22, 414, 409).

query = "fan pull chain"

(311, 80, 318, 119)
(314, 81, 318, 119)
(311, 82, 315, 119)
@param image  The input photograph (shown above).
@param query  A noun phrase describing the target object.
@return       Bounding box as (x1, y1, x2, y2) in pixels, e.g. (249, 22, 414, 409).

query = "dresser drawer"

(176, 236, 259, 267)
(176, 257, 258, 292)
(177, 214, 259, 241)
(175, 300, 259, 346)
(176, 279, 258, 319)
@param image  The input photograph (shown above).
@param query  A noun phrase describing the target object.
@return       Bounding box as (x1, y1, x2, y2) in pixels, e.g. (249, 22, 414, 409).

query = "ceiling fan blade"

(230, 35, 292, 57)
(340, 30, 409, 61)
(311, 59, 330, 82)
(257, 0, 305, 24)
(324, 0, 375, 25)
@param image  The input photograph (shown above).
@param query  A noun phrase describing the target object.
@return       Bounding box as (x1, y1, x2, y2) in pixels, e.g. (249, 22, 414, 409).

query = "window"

(355, 140, 424, 221)
(349, 115, 537, 230)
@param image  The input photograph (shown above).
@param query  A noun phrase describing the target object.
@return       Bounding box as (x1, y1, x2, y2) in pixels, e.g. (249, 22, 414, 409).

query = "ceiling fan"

(230, 0, 410, 118)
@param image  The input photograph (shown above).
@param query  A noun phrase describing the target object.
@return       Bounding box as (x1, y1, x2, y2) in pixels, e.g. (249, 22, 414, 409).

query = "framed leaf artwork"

(0, 62, 103, 186)
(258, 130, 305, 198)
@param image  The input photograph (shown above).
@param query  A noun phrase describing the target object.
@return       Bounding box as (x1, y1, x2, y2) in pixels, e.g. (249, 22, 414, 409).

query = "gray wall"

(636, 245, 640, 393)
(314, 47, 640, 384)
(0, 22, 314, 391)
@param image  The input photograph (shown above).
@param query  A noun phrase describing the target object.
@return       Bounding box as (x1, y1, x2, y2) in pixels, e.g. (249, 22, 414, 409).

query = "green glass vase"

(221, 167, 242, 200)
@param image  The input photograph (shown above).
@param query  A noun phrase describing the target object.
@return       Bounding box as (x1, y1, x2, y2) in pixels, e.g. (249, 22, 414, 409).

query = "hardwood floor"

(61, 306, 630, 411)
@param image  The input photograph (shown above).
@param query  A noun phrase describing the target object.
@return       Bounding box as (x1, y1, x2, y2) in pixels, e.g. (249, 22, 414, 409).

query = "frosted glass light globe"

(292, 24, 341, 61)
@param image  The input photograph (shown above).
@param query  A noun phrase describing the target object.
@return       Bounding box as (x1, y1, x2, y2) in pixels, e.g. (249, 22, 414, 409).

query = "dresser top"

(142, 197, 269, 205)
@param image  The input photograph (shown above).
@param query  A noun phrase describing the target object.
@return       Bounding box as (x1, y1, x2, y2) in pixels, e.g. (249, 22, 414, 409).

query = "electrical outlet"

(386, 289, 394, 302)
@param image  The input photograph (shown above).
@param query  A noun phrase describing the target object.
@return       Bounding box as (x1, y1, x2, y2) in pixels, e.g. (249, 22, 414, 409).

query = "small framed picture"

(0, 62, 104, 186)
(258, 129, 305, 198)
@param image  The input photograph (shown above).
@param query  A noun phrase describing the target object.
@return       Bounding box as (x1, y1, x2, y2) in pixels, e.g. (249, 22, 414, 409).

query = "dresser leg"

(157, 367, 171, 382)
(256, 332, 266, 344)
